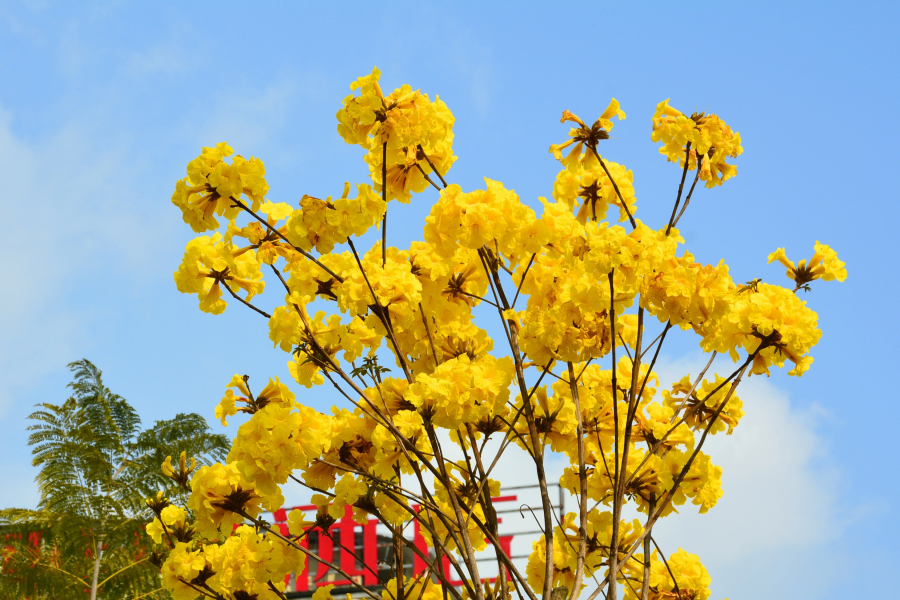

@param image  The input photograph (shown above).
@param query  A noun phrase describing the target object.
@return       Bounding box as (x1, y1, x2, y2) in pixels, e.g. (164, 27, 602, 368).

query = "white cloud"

(649, 356, 844, 599)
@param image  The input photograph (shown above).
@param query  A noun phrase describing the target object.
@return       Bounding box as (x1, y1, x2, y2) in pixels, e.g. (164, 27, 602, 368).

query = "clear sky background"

(1, 1, 897, 598)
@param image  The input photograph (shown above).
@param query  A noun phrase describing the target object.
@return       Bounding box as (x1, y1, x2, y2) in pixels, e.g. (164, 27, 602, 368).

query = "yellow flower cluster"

(337, 67, 456, 202)
(215, 374, 295, 425)
(526, 510, 644, 594)
(664, 374, 744, 435)
(174, 233, 264, 315)
(559, 443, 722, 516)
(553, 158, 638, 224)
(769, 241, 847, 291)
(549, 100, 626, 170)
(160, 525, 301, 600)
(623, 548, 712, 600)
(146, 504, 187, 544)
(159, 541, 210, 600)
(381, 577, 443, 600)
(228, 399, 330, 502)
(425, 180, 551, 260)
(513, 219, 678, 365)
(652, 99, 743, 187)
(187, 462, 266, 539)
(172, 142, 268, 232)
(702, 282, 821, 376)
(285, 183, 385, 254)
(405, 353, 514, 429)
(641, 252, 735, 335)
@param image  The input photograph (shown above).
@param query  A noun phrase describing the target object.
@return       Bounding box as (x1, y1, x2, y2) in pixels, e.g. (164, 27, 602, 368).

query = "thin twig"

(567, 362, 589, 600)
(607, 270, 621, 600)
(512, 253, 536, 309)
(665, 143, 692, 236)
(635, 321, 672, 413)
(672, 155, 704, 229)
(460, 290, 500, 307)
(323, 529, 387, 591)
(651, 536, 682, 597)
(589, 145, 636, 229)
(616, 308, 646, 539)
(638, 324, 670, 360)
(640, 495, 656, 600)
(418, 303, 441, 367)
(671, 351, 717, 423)
(575, 358, 594, 384)
(382, 141, 388, 267)
(267, 581, 289, 600)
(222, 283, 270, 318)
(416, 162, 442, 191)
(417, 144, 448, 188)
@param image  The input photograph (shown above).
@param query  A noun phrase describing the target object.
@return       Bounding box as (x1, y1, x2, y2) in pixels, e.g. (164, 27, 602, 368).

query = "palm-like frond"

(6, 359, 228, 599)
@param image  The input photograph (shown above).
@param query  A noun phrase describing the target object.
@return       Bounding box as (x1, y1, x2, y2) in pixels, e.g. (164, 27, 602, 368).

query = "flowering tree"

(151, 68, 846, 600)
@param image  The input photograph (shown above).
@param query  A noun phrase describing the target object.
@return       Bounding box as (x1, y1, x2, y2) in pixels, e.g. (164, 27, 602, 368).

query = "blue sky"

(1, 1, 897, 598)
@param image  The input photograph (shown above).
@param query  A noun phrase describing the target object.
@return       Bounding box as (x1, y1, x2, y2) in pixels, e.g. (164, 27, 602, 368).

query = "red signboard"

(267, 495, 519, 592)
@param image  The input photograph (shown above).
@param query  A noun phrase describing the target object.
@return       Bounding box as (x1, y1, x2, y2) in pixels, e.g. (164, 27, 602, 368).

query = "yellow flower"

(215, 374, 295, 426)
(286, 508, 317, 537)
(336, 67, 386, 146)
(329, 473, 368, 520)
(549, 99, 626, 170)
(768, 241, 847, 291)
(171, 143, 268, 232)
(174, 234, 264, 315)
(664, 374, 744, 435)
(642, 251, 735, 335)
(405, 354, 514, 429)
(651, 99, 743, 188)
(659, 449, 723, 514)
(553, 158, 637, 223)
(702, 282, 821, 376)
(145, 518, 167, 545)
(285, 183, 385, 254)
(161, 451, 198, 489)
(146, 504, 190, 544)
(313, 584, 336, 600)
(187, 462, 265, 539)
(202, 525, 303, 600)
(228, 402, 330, 501)
(513, 386, 577, 455)
(424, 179, 542, 259)
(224, 201, 298, 266)
(648, 548, 712, 600)
(337, 67, 457, 203)
(160, 542, 210, 600)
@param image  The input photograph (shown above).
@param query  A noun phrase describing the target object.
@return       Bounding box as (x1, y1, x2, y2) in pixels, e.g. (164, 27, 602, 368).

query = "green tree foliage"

(1, 359, 228, 600)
